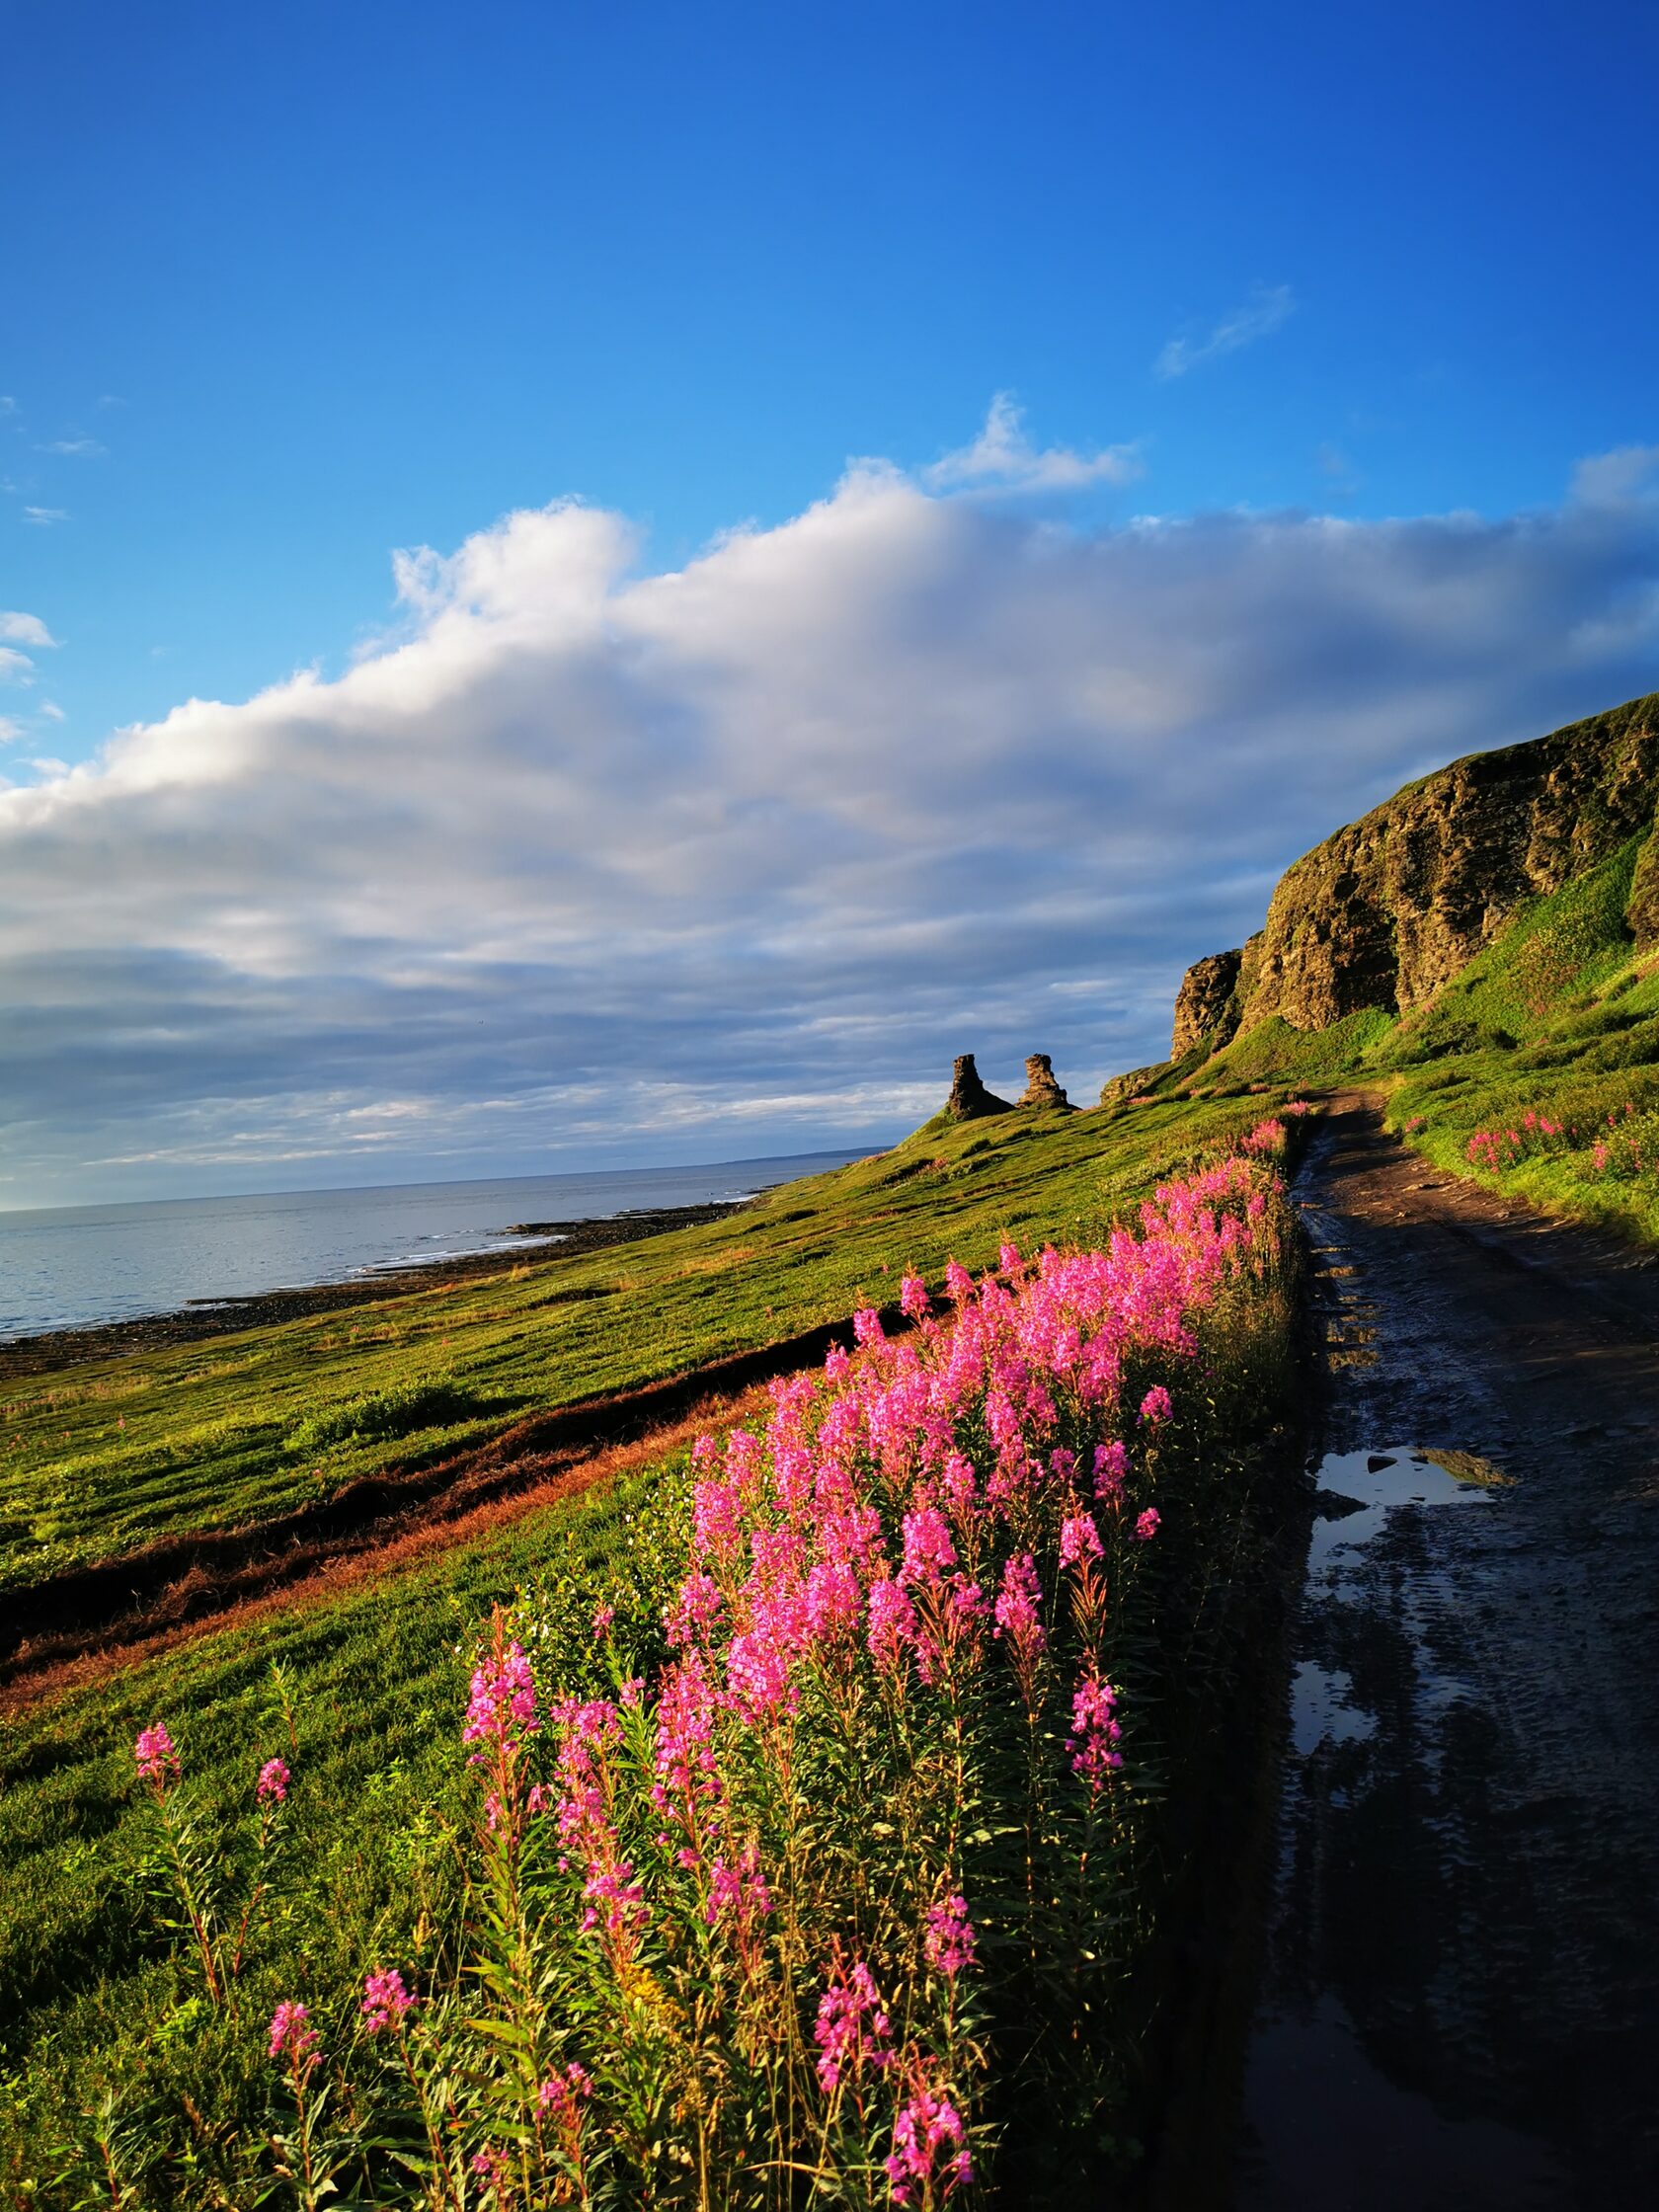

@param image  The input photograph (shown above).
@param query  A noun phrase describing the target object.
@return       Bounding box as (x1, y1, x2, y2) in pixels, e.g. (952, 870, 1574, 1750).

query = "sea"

(0, 1149, 875, 1343)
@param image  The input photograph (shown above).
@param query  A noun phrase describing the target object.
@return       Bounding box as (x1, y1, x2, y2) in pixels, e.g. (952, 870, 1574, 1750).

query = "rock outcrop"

(1016, 1053, 1072, 1110)
(1172, 690, 1659, 1047)
(945, 1054, 1013, 1120)
(1098, 1064, 1168, 1110)
(1171, 947, 1246, 1057)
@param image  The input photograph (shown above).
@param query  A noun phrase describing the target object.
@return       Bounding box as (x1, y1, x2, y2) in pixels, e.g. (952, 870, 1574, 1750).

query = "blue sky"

(2, 1, 1657, 1201)
(8, 0, 1654, 748)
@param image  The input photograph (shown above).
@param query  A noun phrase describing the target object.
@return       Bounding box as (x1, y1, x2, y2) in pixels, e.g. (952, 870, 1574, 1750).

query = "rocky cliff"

(1171, 690, 1659, 1056)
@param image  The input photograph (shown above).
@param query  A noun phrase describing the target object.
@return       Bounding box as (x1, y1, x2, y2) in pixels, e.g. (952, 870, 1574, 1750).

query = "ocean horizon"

(0, 1146, 880, 1343)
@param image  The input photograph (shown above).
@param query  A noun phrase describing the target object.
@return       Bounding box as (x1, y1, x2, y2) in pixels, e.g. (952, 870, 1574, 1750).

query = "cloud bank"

(2, 445, 1658, 1201)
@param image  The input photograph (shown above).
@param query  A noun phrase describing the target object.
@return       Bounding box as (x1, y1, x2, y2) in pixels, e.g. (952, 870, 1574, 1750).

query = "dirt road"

(1231, 1100, 1659, 2207)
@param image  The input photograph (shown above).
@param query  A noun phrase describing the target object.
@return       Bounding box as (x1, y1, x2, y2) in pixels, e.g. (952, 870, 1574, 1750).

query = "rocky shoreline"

(0, 1201, 747, 1382)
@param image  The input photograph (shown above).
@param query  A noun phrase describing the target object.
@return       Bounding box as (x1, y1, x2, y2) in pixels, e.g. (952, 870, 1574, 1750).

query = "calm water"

(0, 1149, 872, 1341)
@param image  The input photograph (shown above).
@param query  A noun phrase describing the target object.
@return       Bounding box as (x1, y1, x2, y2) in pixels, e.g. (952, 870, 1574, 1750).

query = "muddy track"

(1230, 1099, 1659, 2209)
(0, 1304, 906, 1694)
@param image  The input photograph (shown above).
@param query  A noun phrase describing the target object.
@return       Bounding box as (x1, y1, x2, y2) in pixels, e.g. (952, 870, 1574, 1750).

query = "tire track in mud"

(1231, 1101, 1659, 2210)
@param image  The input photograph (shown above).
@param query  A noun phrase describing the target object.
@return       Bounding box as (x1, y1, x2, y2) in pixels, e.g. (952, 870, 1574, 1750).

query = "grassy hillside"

(0, 1094, 1269, 1597)
(0, 1087, 1302, 2199)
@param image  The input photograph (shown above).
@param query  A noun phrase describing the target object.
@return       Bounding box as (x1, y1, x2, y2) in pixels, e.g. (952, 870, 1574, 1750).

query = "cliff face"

(1171, 948, 1245, 1056)
(1172, 692, 1659, 1054)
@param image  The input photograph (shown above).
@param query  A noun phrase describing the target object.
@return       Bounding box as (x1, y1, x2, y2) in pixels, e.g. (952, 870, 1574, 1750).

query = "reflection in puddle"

(1304, 1444, 1498, 1583)
(1235, 1448, 1540, 2207)
(1290, 1661, 1376, 1754)
(1289, 1449, 1498, 1753)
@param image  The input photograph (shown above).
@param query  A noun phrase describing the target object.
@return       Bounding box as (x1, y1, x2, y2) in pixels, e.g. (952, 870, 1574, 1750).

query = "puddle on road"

(1293, 1447, 1501, 1750)
(1290, 1660, 1376, 1755)
(1304, 1445, 1501, 1584)
(1233, 1446, 1561, 2209)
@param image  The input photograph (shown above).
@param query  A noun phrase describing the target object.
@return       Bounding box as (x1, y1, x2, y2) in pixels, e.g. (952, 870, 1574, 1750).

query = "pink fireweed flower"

(1135, 1507, 1161, 1542)
(583, 1859, 647, 1943)
(1060, 1513, 1103, 1567)
(943, 1259, 974, 1303)
(804, 1557, 863, 1642)
(1093, 1440, 1128, 1502)
(900, 1272, 931, 1322)
(885, 2088, 973, 2205)
(867, 1577, 919, 1672)
(1242, 1117, 1287, 1155)
(691, 1476, 743, 1562)
(900, 1504, 958, 1588)
(824, 1340, 851, 1383)
(853, 1305, 887, 1351)
(134, 1722, 180, 1790)
(267, 2000, 320, 2074)
(1139, 1383, 1172, 1426)
(591, 1602, 615, 1640)
(652, 1652, 721, 1832)
(538, 2062, 593, 2119)
(462, 1640, 538, 1750)
(705, 1846, 772, 1930)
(361, 1967, 415, 2034)
(941, 1450, 977, 1513)
(726, 1620, 800, 1717)
(469, 2147, 511, 2197)
(923, 1894, 977, 1977)
(256, 1756, 289, 1806)
(813, 1957, 895, 2091)
(952, 1580, 989, 1623)
(997, 1239, 1023, 1277)
(992, 1553, 1045, 1656)
(1067, 1674, 1124, 1790)
(666, 1569, 725, 1647)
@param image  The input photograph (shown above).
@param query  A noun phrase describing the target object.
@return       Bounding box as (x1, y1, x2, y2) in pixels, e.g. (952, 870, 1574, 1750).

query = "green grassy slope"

(0, 1087, 1292, 2186)
(0, 1094, 1269, 1596)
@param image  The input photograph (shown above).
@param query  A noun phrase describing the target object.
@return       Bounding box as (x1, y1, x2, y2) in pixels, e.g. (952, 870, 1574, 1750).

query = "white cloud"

(0, 611, 59, 648)
(1154, 283, 1296, 380)
(0, 716, 23, 744)
(0, 439, 1656, 1200)
(1571, 444, 1659, 508)
(43, 435, 106, 457)
(924, 394, 1141, 493)
(23, 506, 68, 525)
(0, 647, 35, 682)
(39, 699, 65, 722)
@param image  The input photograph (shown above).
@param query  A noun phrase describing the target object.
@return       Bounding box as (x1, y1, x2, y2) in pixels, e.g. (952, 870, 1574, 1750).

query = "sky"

(2, 0, 1657, 1205)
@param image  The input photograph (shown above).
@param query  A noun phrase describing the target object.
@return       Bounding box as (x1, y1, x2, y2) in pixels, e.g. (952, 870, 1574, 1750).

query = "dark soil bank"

(1232, 1102, 1659, 2207)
